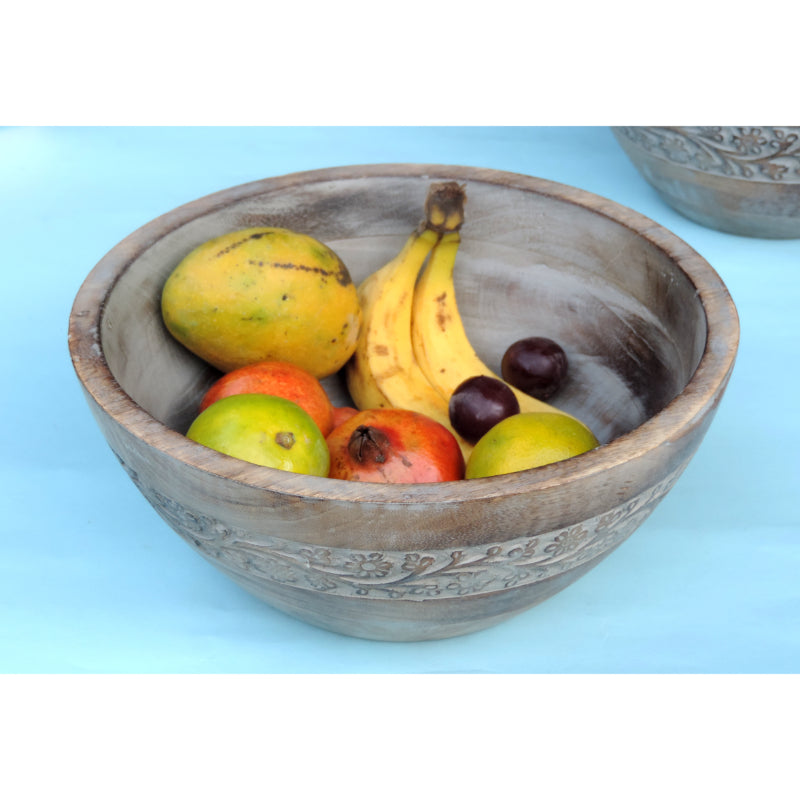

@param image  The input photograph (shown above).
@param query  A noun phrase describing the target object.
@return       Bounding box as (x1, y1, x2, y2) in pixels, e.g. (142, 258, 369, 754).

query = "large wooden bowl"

(68, 164, 739, 641)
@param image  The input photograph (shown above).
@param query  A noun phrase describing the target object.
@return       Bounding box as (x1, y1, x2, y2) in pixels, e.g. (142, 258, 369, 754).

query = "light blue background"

(2, 126, 798, 673)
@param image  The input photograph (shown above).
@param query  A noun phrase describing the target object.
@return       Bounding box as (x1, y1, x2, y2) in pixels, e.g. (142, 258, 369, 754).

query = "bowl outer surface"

(69, 164, 740, 556)
(612, 126, 800, 239)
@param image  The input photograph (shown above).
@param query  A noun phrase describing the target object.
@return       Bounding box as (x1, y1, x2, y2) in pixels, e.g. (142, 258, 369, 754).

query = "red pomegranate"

(327, 408, 465, 483)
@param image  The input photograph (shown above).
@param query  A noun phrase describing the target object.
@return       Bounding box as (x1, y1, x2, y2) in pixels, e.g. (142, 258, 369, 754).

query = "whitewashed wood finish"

(68, 165, 740, 641)
(612, 126, 800, 238)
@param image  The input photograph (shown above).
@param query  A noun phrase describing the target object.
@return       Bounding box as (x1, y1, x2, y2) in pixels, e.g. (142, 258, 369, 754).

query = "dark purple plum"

(501, 336, 568, 400)
(449, 375, 520, 444)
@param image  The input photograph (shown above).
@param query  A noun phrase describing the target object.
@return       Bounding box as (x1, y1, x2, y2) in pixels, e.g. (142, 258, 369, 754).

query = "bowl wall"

(69, 164, 739, 640)
(100, 172, 707, 444)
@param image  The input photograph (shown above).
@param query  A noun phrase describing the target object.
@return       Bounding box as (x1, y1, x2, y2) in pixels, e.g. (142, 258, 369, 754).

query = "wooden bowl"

(68, 164, 739, 641)
(613, 126, 800, 238)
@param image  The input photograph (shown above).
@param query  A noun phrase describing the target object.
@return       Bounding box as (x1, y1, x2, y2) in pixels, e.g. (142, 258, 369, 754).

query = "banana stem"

(424, 182, 466, 234)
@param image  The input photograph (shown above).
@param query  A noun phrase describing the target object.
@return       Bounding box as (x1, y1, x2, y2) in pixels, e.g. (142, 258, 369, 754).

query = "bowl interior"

(99, 171, 707, 448)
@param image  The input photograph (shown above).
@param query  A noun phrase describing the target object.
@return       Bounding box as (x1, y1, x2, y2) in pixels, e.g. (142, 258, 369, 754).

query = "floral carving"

(343, 553, 393, 579)
(543, 525, 589, 557)
(615, 126, 800, 182)
(111, 449, 682, 600)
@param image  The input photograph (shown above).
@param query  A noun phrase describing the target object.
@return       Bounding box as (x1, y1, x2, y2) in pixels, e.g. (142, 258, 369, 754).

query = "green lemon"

(186, 393, 330, 476)
(465, 412, 599, 479)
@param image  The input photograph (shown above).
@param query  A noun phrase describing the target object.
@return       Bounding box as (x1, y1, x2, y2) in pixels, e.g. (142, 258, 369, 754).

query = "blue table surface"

(2, 125, 798, 674)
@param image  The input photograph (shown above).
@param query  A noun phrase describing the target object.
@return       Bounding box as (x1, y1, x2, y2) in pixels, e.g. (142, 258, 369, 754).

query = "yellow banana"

(342, 264, 397, 412)
(411, 226, 594, 432)
(345, 183, 473, 460)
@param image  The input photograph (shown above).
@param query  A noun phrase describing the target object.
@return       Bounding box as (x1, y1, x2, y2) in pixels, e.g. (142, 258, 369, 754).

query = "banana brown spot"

(435, 291, 450, 330)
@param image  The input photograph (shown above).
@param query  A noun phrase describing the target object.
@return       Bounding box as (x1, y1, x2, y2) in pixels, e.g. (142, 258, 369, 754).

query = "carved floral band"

(116, 452, 684, 600)
(615, 126, 800, 183)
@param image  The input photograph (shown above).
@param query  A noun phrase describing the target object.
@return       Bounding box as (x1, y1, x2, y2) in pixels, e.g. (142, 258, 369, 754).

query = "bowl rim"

(68, 163, 740, 505)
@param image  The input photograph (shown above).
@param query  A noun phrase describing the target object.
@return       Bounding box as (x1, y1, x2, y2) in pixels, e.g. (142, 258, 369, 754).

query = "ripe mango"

(161, 227, 361, 377)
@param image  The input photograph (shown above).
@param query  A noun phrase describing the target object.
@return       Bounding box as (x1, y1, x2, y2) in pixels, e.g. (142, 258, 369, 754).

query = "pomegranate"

(327, 408, 465, 483)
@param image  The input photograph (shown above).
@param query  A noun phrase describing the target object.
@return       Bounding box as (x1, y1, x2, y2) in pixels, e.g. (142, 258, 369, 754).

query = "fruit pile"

(161, 183, 599, 483)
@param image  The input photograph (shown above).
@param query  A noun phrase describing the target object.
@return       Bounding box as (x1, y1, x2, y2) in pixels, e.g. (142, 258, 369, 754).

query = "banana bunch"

(411, 225, 574, 417)
(345, 181, 586, 461)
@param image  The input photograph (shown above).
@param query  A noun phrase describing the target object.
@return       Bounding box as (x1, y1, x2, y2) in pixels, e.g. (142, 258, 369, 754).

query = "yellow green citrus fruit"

(186, 393, 330, 476)
(161, 227, 361, 378)
(465, 412, 599, 479)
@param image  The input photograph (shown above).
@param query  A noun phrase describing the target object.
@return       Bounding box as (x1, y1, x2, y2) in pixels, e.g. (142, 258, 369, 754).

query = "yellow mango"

(161, 227, 361, 377)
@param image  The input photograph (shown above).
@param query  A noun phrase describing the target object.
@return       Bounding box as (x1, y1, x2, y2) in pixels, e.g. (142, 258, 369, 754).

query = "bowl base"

(213, 547, 620, 642)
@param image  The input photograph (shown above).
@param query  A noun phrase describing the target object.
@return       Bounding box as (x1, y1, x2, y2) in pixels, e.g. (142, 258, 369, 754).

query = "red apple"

(199, 361, 335, 436)
(327, 408, 465, 483)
